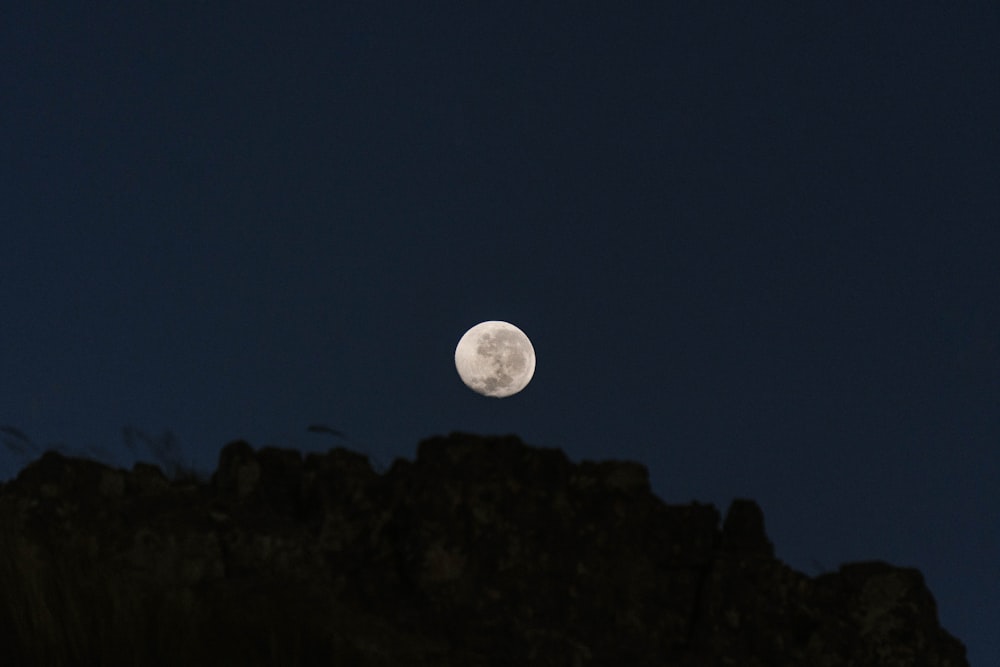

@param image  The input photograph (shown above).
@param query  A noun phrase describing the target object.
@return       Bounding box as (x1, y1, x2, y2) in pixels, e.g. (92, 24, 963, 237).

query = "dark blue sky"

(2, 3, 997, 662)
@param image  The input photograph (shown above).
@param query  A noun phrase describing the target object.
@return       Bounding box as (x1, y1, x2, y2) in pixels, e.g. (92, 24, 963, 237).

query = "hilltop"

(0, 432, 967, 666)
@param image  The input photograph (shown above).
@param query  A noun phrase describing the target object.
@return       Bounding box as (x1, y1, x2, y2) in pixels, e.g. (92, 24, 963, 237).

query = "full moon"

(454, 321, 536, 398)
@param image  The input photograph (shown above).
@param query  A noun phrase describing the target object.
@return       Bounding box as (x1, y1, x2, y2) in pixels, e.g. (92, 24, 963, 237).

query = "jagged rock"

(721, 497, 773, 556)
(0, 432, 968, 666)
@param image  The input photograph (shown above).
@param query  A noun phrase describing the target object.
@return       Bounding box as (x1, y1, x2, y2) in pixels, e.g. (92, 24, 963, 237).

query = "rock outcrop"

(0, 432, 967, 666)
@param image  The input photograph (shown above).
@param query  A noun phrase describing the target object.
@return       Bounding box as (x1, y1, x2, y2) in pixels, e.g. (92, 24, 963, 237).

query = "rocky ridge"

(0, 432, 968, 666)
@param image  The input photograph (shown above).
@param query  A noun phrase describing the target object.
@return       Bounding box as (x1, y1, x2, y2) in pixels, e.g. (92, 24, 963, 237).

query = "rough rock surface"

(0, 432, 967, 666)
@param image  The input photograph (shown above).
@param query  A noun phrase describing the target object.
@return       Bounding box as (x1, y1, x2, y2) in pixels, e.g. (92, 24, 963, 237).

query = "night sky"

(2, 3, 997, 662)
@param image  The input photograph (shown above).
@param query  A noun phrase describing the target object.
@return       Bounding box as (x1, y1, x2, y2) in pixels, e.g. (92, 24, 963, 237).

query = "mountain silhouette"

(0, 432, 967, 666)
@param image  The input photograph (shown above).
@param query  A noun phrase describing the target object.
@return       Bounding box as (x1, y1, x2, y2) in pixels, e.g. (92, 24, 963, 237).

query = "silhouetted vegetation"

(1, 425, 205, 483)
(121, 425, 201, 482)
(0, 425, 36, 459)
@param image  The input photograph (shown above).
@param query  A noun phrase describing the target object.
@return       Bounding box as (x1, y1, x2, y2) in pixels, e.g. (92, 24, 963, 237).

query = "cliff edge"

(0, 432, 967, 666)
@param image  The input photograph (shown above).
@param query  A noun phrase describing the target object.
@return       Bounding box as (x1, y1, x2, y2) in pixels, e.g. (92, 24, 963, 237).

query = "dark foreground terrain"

(0, 433, 967, 666)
